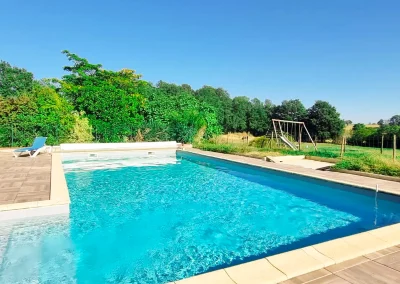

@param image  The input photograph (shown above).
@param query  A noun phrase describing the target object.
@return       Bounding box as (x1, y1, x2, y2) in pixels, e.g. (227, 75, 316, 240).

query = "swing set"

(271, 119, 317, 151)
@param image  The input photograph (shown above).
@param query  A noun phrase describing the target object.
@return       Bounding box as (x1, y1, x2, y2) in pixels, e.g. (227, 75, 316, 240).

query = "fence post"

(394, 135, 397, 161)
(381, 135, 384, 154)
(340, 136, 345, 158)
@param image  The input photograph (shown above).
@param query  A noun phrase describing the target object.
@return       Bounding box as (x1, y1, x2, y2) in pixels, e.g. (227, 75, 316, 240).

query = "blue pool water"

(1, 151, 400, 283)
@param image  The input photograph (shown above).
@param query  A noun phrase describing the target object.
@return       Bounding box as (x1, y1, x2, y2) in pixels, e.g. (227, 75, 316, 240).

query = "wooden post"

(340, 136, 345, 158)
(381, 135, 384, 154)
(394, 135, 397, 161)
(314, 136, 318, 150)
(298, 124, 302, 150)
(344, 137, 347, 153)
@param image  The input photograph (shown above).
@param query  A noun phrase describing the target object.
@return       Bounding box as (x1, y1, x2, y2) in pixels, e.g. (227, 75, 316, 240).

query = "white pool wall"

(60, 141, 178, 151)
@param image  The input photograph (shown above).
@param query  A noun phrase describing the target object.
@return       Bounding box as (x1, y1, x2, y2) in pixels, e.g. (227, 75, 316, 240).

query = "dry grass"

(213, 132, 256, 144)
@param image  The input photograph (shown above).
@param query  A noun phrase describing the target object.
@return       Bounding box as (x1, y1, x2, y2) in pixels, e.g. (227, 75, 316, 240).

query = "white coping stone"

(60, 141, 178, 151)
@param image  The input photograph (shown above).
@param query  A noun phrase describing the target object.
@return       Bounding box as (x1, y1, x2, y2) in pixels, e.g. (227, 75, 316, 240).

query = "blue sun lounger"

(13, 137, 47, 158)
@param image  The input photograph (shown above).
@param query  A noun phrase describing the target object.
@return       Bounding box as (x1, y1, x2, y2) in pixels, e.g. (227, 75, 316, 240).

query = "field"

(195, 134, 400, 177)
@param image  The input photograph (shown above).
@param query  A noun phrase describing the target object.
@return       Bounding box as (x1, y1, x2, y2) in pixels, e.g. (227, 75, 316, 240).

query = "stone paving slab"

(0, 151, 51, 204)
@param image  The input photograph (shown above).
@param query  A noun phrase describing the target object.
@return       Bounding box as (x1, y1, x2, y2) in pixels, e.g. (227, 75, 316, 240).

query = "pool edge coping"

(0, 153, 70, 220)
(171, 149, 400, 284)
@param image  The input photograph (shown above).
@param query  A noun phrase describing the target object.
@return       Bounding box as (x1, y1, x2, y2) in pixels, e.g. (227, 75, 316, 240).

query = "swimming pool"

(1, 150, 400, 283)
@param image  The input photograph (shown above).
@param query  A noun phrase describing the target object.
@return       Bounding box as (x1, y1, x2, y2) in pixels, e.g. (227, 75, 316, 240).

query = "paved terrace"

(0, 150, 51, 205)
(172, 245, 400, 284)
(281, 246, 400, 284)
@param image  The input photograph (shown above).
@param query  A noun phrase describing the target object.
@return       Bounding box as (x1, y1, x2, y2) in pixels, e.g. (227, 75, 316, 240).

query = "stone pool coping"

(0, 153, 70, 221)
(168, 149, 400, 284)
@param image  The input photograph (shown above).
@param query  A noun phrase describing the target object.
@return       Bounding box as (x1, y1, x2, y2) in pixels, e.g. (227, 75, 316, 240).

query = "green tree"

(0, 60, 34, 97)
(60, 50, 144, 142)
(231, 96, 251, 132)
(307, 100, 345, 140)
(273, 99, 307, 122)
(353, 123, 365, 131)
(196, 86, 232, 132)
(248, 98, 270, 136)
(389, 115, 400, 126)
(0, 83, 75, 146)
(140, 82, 221, 142)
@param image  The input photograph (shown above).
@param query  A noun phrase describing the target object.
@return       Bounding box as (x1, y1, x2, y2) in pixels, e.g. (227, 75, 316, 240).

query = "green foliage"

(196, 86, 232, 132)
(61, 50, 144, 142)
(248, 98, 270, 136)
(273, 99, 307, 121)
(0, 61, 33, 97)
(307, 100, 345, 141)
(140, 81, 222, 142)
(334, 156, 400, 177)
(137, 120, 170, 142)
(67, 111, 94, 143)
(0, 53, 351, 147)
(195, 142, 246, 154)
(0, 84, 74, 146)
(231, 96, 251, 132)
(389, 115, 400, 126)
(249, 136, 274, 148)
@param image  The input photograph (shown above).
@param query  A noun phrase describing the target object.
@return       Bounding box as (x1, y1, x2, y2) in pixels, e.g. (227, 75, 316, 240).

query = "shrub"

(249, 137, 271, 148)
(196, 143, 240, 154)
(334, 155, 400, 177)
(0, 85, 75, 146)
(67, 112, 93, 143)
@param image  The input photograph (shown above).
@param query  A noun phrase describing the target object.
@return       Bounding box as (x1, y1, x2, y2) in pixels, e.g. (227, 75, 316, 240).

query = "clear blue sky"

(1, 0, 399, 123)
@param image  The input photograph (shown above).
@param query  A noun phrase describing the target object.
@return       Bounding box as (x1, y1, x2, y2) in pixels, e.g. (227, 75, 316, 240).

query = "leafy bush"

(0, 84, 74, 146)
(195, 143, 248, 154)
(249, 136, 275, 148)
(67, 111, 93, 143)
(138, 120, 170, 142)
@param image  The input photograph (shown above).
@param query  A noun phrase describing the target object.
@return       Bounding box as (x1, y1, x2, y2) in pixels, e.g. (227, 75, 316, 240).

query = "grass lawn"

(194, 137, 400, 177)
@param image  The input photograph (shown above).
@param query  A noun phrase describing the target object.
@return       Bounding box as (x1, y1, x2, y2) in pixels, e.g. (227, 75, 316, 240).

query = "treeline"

(1, 51, 344, 146)
(348, 118, 400, 148)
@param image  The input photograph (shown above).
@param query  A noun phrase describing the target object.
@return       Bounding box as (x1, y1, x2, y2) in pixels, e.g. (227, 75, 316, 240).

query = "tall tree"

(273, 99, 307, 121)
(389, 115, 400, 126)
(307, 100, 345, 140)
(231, 96, 251, 132)
(61, 50, 144, 142)
(196, 86, 232, 132)
(248, 98, 270, 136)
(0, 61, 33, 97)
